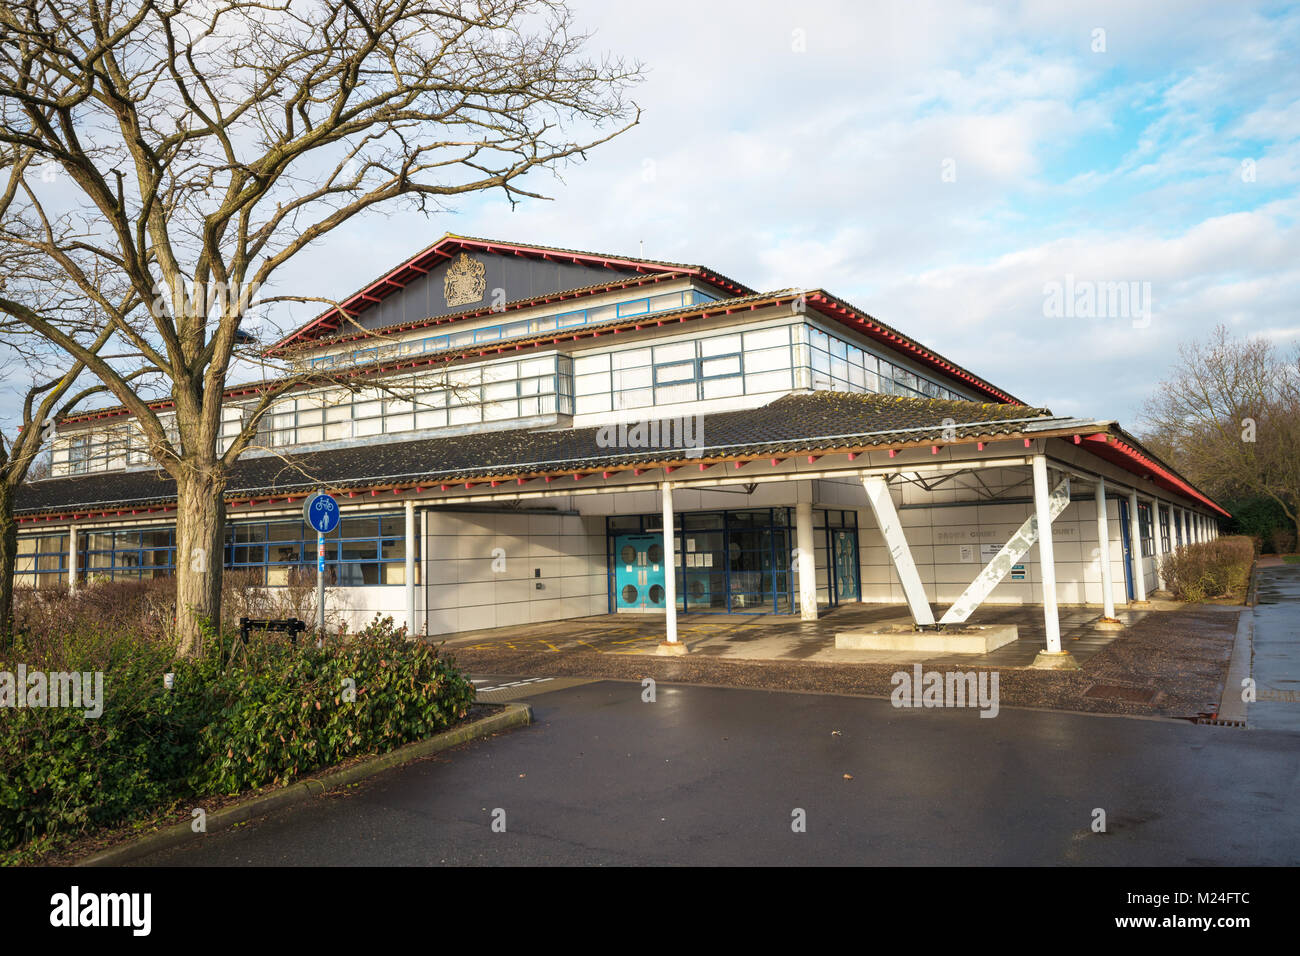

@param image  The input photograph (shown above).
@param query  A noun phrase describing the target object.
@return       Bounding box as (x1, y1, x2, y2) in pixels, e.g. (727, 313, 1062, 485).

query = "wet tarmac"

(1250, 566, 1300, 732)
(133, 678, 1299, 866)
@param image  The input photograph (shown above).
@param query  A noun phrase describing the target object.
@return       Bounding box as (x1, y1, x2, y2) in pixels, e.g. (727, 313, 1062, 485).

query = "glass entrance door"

(614, 533, 666, 610)
(832, 529, 859, 603)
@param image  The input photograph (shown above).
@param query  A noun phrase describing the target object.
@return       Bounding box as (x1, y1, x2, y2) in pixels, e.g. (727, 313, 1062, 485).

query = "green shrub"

(190, 616, 474, 794)
(0, 614, 474, 854)
(1159, 535, 1255, 602)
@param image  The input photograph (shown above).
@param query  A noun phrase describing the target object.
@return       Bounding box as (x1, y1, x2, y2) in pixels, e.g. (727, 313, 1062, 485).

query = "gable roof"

(264, 234, 755, 354)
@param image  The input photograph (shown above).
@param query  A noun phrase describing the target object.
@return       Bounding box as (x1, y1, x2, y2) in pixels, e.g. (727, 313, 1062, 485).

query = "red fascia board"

(805, 294, 1018, 404)
(1081, 434, 1229, 516)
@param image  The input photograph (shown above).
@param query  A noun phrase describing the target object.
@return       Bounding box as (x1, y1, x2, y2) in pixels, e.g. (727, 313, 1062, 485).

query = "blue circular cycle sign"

(303, 491, 340, 534)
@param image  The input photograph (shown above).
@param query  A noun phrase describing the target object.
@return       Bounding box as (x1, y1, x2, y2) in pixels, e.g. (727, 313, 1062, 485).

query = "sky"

(10, 0, 1300, 431)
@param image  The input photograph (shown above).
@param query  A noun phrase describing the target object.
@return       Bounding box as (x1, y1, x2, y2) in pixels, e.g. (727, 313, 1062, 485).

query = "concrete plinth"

(655, 640, 689, 656)
(1030, 650, 1082, 670)
(1129, 600, 1152, 608)
(835, 624, 1018, 654)
(1094, 617, 1125, 632)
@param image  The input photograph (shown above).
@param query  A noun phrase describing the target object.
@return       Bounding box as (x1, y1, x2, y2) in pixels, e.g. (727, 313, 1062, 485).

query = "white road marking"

(476, 677, 556, 694)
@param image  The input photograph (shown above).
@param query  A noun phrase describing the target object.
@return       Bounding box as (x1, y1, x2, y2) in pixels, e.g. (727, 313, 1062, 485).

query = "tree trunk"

(0, 482, 17, 643)
(173, 464, 227, 657)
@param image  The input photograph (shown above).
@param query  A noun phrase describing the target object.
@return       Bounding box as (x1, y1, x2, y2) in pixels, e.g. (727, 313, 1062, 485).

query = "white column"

(795, 496, 818, 621)
(1095, 479, 1117, 619)
(1182, 509, 1190, 547)
(662, 482, 679, 644)
(67, 525, 78, 593)
(1128, 490, 1147, 602)
(1033, 455, 1062, 653)
(404, 499, 416, 634)
(1152, 503, 1168, 591)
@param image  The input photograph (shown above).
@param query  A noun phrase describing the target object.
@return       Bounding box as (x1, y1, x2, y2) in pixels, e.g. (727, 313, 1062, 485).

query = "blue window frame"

(605, 508, 857, 615)
(18, 512, 415, 590)
(225, 512, 415, 586)
(15, 533, 73, 588)
(1138, 501, 1155, 557)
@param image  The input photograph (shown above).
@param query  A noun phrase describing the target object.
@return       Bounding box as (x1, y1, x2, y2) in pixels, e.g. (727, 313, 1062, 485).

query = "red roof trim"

(805, 293, 1018, 404)
(264, 236, 753, 353)
(1081, 433, 1229, 516)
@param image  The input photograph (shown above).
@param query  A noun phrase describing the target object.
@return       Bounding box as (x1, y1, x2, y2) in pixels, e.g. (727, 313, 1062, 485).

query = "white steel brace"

(938, 477, 1071, 625)
(862, 474, 936, 627)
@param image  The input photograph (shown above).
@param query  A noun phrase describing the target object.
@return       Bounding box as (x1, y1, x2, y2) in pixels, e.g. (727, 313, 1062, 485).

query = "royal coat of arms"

(443, 252, 486, 307)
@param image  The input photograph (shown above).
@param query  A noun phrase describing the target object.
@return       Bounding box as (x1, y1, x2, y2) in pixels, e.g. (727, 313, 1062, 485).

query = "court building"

(19, 236, 1225, 664)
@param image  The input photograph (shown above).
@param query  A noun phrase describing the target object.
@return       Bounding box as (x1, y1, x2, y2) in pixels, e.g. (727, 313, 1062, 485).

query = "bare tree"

(1141, 324, 1300, 541)
(0, 0, 642, 653)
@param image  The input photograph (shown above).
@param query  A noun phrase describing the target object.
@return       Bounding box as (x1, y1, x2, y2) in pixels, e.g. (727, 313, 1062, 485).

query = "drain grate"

(1083, 683, 1159, 704)
(1195, 715, 1248, 728)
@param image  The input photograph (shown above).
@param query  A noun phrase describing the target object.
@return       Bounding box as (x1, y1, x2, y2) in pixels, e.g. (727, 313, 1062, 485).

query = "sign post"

(303, 491, 341, 637)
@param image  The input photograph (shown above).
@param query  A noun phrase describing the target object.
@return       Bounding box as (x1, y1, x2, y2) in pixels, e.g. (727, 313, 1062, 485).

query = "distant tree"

(0, 0, 642, 654)
(1141, 324, 1300, 544)
(0, 147, 143, 633)
(24, 452, 50, 483)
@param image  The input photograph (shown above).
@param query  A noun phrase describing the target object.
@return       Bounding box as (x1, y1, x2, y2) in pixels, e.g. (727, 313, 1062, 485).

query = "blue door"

(1118, 498, 1135, 601)
(613, 533, 666, 610)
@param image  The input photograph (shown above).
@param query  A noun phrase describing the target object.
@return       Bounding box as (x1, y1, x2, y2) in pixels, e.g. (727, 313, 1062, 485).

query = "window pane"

(574, 354, 610, 376)
(702, 377, 744, 398)
(701, 334, 741, 357)
(341, 541, 378, 562)
(656, 361, 696, 384)
(702, 356, 741, 377)
(654, 341, 694, 363)
(612, 348, 650, 371)
(341, 517, 377, 539)
(745, 370, 791, 393)
(655, 383, 695, 405)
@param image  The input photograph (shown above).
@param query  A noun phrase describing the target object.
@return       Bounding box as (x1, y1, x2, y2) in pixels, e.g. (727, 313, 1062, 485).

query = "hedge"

(0, 615, 474, 855)
(1159, 535, 1255, 603)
